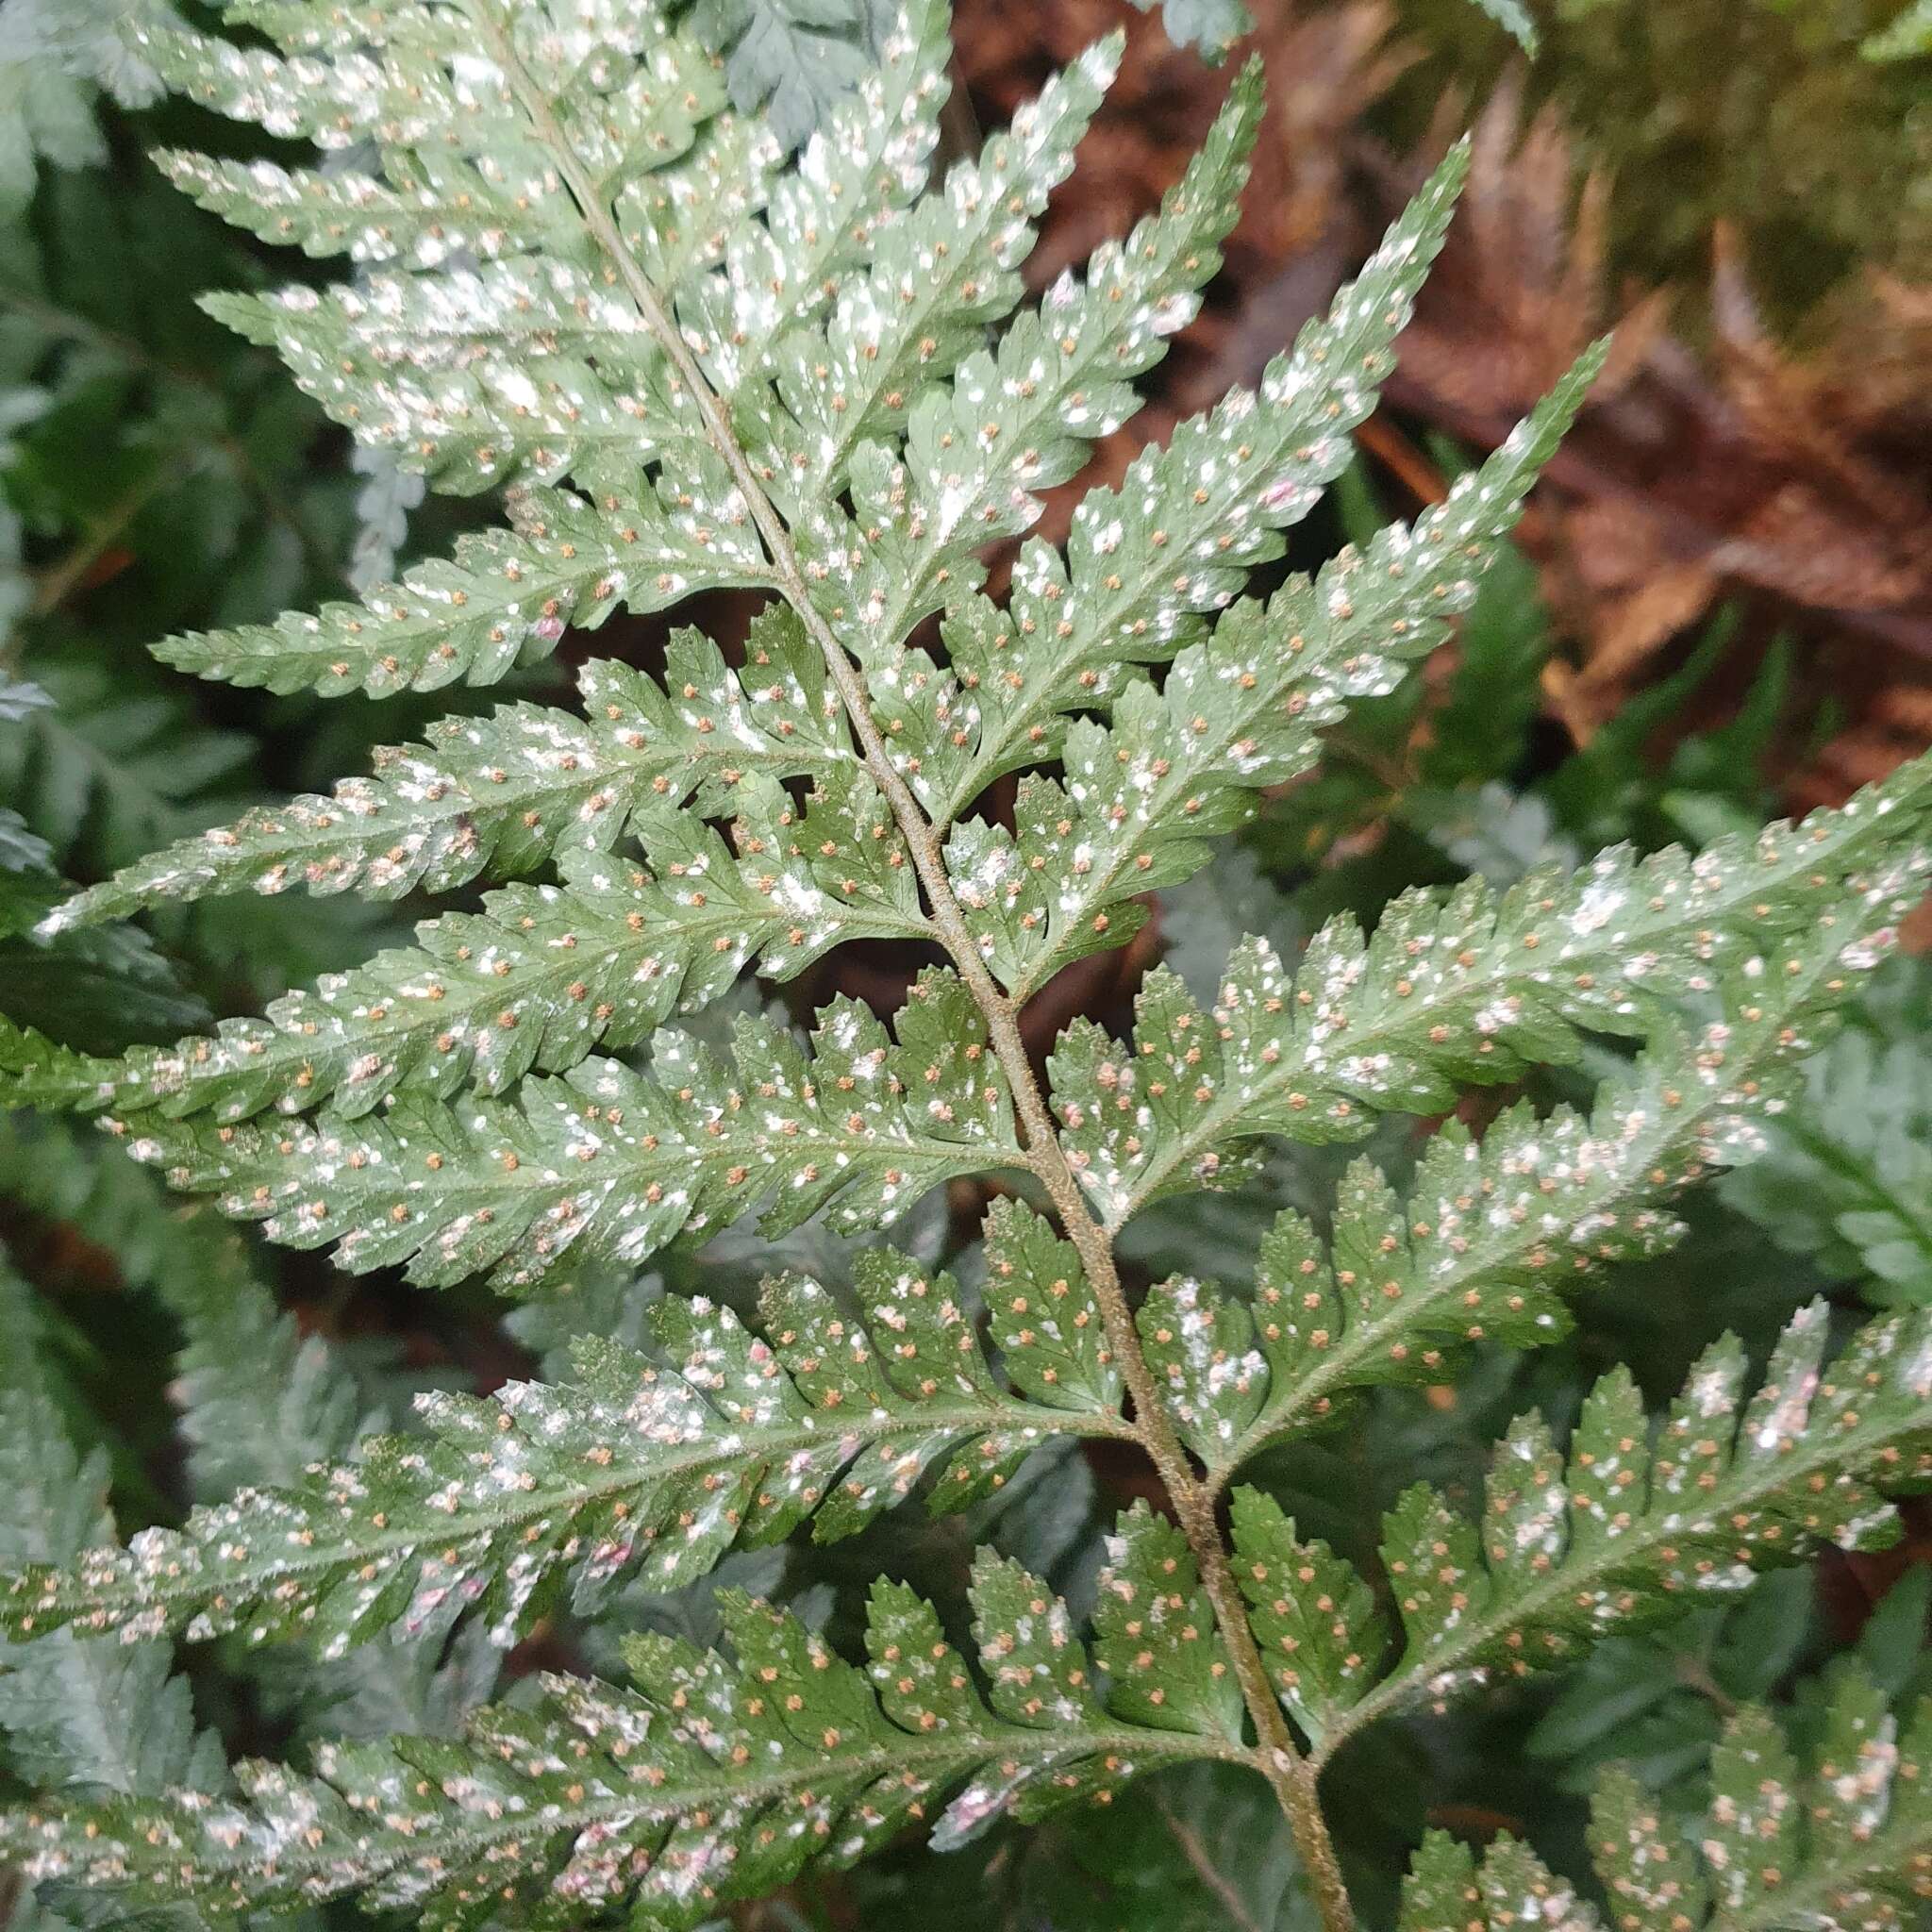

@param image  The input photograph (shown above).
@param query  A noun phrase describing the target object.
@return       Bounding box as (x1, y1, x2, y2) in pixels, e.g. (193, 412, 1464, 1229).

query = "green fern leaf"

(1591, 1671, 1932, 1930)
(0, 1117, 379, 1496)
(806, 59, 1336, 676)
(748, 35, 1125, 508)
(1398, 1832, 1602, 1932)
(844, 127, 1458, 768)
(1468, 0, 1540, 55)
(0, 660, 252, 877)
(86, 968, 1020, 1289)
(1091, 1502, 1243, 1740)
(689, 0, 874, 152)
(0, 1206, 1124, 1655)
(0, 1255, 225, 1807)
(13, 773, 935, 1123)
(41, 608, 851, 931)
(7, 4, 1924, 1922)
(0, 1551, 1250, 1926)
(1313, 1300, 1932, 1757)
(965, 341, 1604, 998)
(1228, 1488, 1386, 1747)
(154, 0, 945, 495)
(1136, 884, 1923, 1479)
(1050, 750, 1932, 1227)
(151, 482, 770, 699)
(0, 1118, 502, 1770)
(1124, 0, 1253, 62)
(1723, 972, 1932, 1307)
(0, 819, 208, 1054)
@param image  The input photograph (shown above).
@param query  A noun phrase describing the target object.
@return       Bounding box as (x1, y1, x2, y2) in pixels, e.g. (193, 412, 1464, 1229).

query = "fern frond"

(1138, 887, 1919, 1478)
(0, 1542, 1251, 1926)
(42, 609, 850, 932)
(0, 820, 208, 1054)
(1227, 1489, 1382, 1748)
(684, 0, 880, 153)
(1289, 1300, 1932, 1759)
(1405, 1665, 1932, 1932)
(1467, 0, 1540, 56)
(1124, 0, 1252, 62)
(15, 772, 935, 1124)
(0, 658, 253, 876)
(1050, 750, 1932, 1227)
(0, 1119, 502, 1770)
(151, 482, 770, 699)
(898, 180, 1477, 835)
(153, 145, 566, 271)
(826, 130, 1462, 685)
(747, 36, 1124, 509)
(154, 0, 945, 493)
(963, 343, 1603, 997)
(9, 5, 1924, 1923)
(90, 970, 1021, 1289)
(1591, 1670, 1932, 1931)
(1398, 1833, 1603, 1932)
(0, 1207, 1124, 1654)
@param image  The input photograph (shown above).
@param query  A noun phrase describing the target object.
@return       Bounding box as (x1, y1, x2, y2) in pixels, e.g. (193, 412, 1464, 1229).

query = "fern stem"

(474, 10, 1357, 1922)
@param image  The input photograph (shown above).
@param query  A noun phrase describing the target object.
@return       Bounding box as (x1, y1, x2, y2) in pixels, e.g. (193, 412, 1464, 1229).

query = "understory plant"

(1, 2, 1930, 1928)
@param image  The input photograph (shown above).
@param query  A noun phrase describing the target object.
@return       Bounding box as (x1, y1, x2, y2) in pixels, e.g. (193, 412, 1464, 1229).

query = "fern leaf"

(201, 263, 721, 492)
(980, 1193, 1124, 1412)
(15, 774, 932, 1124)
(807, 57, 1305, 675)
(1050, 750, 1932, 1226)
(1228, 1488, 1386, 1748)
(0, 1211, 1123, 1655)
(151, 482, 770, 700)
(0, 658, 253, 876)
(1398, 1832, 1602, 1932)
(153, 146, 566, 270)
(1467, 0, 1540, 56)
(158, 0, 946, 493)
(1591, 1671, 1932, 1931)
(674, 0, 951, 388)
(1142, 891, 1920, 1477)
(156, 18, 730, 490)
(1092, 1502, 1244, 1740)
(691, 0, 875, 152)
(0, 1119, 501, 1766)
(85, 970, 1017, 1290)
(888, 127, 1459, 835)
(750, 36, 1124, 508)
(8, 8, 1923, 1924)
(42, 609, 851, 931)
(0, 1547, 1250, 1925)
(1124, 0, 1253, 63)
(967, 342, 1603, 996)
(1309, 1301, 1932, 1756)
(0, 824, 208, 1054)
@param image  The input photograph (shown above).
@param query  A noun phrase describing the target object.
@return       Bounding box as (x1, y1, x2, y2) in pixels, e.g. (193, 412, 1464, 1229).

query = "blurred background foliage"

(0, 1, 1927, 1927)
